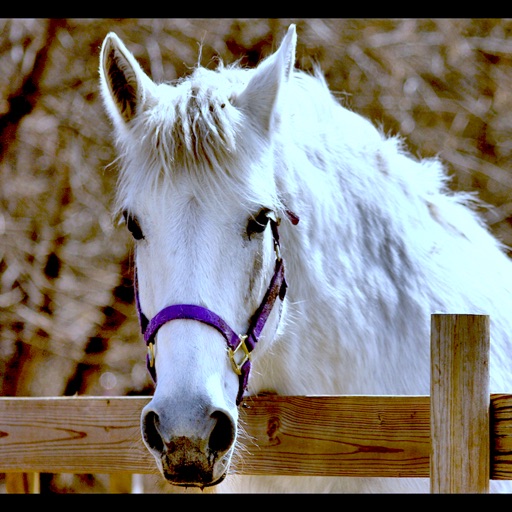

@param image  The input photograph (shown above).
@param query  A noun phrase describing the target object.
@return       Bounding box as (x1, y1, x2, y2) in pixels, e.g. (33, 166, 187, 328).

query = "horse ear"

(99, 32, 155, 128)
(235, 24, 297, 132)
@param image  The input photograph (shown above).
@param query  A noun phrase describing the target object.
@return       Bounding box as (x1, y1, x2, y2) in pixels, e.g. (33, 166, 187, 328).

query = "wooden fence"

(1, 314, 512, 493)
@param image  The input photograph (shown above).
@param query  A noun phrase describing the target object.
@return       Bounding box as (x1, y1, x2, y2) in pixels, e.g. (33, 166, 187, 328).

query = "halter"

(134, 210, 298, 405)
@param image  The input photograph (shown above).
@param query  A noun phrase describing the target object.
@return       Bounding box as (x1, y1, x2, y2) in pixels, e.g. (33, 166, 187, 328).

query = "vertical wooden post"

(5, 473, 40, 493)
(430, 314, 490, 493)
(109, 474, 134, 493)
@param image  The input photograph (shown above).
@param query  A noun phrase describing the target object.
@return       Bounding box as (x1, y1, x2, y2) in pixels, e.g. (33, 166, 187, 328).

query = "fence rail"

(1, 314, 512, 493)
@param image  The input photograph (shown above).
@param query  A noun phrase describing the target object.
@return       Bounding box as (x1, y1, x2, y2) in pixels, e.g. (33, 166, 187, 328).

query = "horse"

(99, 25, 512, 493)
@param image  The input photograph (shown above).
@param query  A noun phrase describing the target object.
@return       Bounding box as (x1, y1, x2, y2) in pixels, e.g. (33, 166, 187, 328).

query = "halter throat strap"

(134, 215, 293, 405)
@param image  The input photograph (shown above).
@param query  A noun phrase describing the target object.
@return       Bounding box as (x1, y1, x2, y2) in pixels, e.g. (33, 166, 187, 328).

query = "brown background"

(1, 18, 512, 491)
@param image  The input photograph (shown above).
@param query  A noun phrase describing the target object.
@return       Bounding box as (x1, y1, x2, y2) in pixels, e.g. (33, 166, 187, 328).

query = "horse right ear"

(234, 24, 297, 133)
(99, 32, 155, 129)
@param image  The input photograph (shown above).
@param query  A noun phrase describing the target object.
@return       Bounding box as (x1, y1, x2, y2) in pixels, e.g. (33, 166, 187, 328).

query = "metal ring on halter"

(147, 342, 155, 369)
(228, 335, 251, 375)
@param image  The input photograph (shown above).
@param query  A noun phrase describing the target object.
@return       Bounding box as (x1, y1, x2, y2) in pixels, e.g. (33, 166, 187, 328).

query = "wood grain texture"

(0, 395, 430, 476)
(0, 396, 154, 473)
(491, 393, 512, 480)
(0, 395, 511, 478)
(430, 314, 490, 493)
(237, 394, 430, 477)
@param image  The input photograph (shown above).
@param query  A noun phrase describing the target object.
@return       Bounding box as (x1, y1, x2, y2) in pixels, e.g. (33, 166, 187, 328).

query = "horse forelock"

(113, 64, 282, 215)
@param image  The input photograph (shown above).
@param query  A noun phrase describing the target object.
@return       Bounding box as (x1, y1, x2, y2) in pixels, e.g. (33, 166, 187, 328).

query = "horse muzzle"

(141, 400, 236, 488)
(159, 437, 230, 488)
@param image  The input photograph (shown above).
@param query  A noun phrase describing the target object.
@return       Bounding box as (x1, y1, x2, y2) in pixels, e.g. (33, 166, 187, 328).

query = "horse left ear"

(99, 32, 156, 130)
(235, 24, 297, 132)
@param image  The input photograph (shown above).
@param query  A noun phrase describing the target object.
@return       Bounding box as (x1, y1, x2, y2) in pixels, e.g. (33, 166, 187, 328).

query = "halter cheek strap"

(134, 213, 297, 405)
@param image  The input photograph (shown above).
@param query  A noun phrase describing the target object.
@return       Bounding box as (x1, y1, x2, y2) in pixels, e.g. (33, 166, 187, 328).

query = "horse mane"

(113, 61, 288, 216)
(147, 67, 242, 170)
(113, 49, 483, 244)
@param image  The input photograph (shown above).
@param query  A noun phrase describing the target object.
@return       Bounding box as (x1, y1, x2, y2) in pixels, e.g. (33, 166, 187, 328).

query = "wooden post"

(5, 473, 40, 493)
(109, 474, 134, 493)
(430, 314, 490, 493)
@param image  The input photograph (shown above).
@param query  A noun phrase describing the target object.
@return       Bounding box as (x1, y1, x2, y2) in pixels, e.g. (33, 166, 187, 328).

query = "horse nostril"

(142, 410, 164, 453)
(208, 410, 235, 454)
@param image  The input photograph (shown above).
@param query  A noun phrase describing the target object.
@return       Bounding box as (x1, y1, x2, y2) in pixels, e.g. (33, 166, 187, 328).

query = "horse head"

(99, 26, 297, 488)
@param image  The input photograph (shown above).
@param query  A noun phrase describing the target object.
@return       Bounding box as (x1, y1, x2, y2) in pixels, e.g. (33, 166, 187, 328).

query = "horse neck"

(260, 104, 433, 395)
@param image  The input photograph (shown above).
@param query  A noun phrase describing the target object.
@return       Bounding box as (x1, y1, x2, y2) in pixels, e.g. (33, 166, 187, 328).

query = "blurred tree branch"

(0, 18, 66, 160)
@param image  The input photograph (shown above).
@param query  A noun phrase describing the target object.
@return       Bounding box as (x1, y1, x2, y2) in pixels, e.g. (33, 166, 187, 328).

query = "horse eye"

(122, 210, 144, 240)
(247, 208, 271, 238)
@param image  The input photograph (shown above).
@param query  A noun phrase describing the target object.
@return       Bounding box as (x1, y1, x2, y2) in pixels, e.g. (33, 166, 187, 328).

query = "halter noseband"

(134, 211, 298, 405)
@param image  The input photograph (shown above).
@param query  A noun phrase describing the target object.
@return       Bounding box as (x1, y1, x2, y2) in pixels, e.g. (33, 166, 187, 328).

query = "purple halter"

(134, 210, 298, 405)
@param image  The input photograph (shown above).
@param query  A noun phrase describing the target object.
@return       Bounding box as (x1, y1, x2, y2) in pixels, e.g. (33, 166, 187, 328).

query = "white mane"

(112, 64, 288, 218)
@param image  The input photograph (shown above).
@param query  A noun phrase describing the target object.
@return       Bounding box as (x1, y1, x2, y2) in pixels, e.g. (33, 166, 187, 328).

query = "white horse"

(99, 25, 512, 493)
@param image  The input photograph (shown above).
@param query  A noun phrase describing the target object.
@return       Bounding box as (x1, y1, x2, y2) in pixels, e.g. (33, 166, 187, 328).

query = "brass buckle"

(228, 335, 251, 375)
(147, 342, 155, 368)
